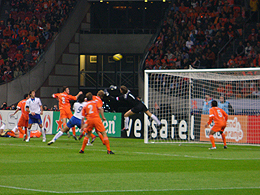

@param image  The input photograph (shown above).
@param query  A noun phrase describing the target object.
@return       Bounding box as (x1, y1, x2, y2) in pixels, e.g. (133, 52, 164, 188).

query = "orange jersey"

(17, 99, 29, 117)
(52, 92, 76, 110)
(207, 107, 228, 126)
(93, 95, 103, 108)
(82, 100, 100, 119)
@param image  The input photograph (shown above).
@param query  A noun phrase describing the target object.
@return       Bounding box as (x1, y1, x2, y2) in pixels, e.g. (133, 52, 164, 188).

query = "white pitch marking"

(0, 185, 260, 194)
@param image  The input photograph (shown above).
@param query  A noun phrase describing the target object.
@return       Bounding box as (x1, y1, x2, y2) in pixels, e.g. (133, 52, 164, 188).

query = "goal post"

(144, 67, 260, 145)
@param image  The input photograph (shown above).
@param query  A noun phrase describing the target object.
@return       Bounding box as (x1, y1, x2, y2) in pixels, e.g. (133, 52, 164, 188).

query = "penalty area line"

(133, 152, 260, 160)
(0, 185, 260, 194)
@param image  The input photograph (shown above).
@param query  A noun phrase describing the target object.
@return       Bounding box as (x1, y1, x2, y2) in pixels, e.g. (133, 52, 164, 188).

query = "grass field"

(0, 135, 260, 195)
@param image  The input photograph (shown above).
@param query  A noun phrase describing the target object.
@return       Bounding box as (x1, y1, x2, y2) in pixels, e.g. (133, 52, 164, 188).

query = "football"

(113, 53, 123, 61)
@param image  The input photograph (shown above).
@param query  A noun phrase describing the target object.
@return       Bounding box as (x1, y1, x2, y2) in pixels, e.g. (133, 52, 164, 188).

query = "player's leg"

(17, 116, 26, 140)
(23, 119, 29, 141)
(61, 117, 69, 137)
(209, 128, 216, 149)
(95, 119, 114, 154)
(90, 133, 96, 144)
(7, 131, 16, 137)
(144, 110, 161, 126)
(79, 121, 94, 153)
(38, 123, 46, 142)
(79, 131, 91, 153)
(95, 130, 105, 145)
(18, 126, 25, 135)
(48, 126, 70, 145)
(23, 127, 28, 141)
(220, 129, 227, 149)
(60, 110, 70, 138)
(37, 114, 46, 142)
(67, 111, 77, 139)
(78, 131, 85, 140)
(123, 109, 135, 131)
(26, 123, 32, 142)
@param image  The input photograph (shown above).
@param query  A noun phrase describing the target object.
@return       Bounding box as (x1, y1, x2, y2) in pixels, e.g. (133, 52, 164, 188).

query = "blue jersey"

(218, 101, 229, 114)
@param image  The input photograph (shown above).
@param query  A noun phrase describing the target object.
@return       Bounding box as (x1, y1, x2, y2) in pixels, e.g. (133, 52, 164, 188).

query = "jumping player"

(25, 90, 46, 142)
(52, 86, 82, 140)
(11, 94, 30, 141)
(205, 100, 228, 150)
(115, 85, 161, 131)
(48, 94, 86, 145)
(78, 90, 105, 145)
(79, 92, 114, 154)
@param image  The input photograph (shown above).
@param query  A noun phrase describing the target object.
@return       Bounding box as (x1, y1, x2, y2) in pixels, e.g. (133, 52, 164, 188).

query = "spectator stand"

(217, 10, 259, 68)
(143, 1, 258, 71)
(0, 0, 78, 84)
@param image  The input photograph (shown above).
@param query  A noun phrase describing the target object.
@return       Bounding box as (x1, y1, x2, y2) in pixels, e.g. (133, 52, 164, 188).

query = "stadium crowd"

(0, 100, 59, 111)
(144, 0, 250, 70)
(224, 26, 260, 68)
(0, 0, 77, 83)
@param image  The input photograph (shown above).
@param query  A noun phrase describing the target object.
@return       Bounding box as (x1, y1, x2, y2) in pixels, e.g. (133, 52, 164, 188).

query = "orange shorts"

(85, 117, 106, 133)
(211, 123, 226, 132)
(60, 109, 73, 119)
(18, 114, 29, 127)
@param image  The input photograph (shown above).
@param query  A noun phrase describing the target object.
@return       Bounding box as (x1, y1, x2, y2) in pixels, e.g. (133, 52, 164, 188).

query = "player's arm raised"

(52, 93, 59, 100)
(75, 91, 83, 99)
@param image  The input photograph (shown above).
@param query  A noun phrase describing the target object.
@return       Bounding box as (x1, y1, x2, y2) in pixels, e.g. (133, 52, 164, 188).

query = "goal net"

(144, 67, 260, 145)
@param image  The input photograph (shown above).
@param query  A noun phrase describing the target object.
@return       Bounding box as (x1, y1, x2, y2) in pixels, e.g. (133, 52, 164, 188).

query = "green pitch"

(0, 135, 260, 195)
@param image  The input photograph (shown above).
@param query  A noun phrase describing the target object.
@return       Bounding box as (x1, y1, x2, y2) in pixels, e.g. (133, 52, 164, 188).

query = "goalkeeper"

(107, 85, 161, 131)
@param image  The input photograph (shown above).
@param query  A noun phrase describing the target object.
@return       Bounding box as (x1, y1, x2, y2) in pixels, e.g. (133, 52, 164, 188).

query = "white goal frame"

(144, 67, 260, 144)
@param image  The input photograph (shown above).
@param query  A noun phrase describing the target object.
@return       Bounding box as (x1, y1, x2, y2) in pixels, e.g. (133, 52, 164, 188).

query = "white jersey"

(73, 102, 86, 119)
(26, 97, 42, 114)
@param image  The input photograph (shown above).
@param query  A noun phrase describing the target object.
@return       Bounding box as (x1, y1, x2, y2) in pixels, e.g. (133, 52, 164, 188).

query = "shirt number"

(62, 97, 65, 104)
(217, 110, 222, 117)
(77, 106, 83, 113)
(88, 105, 93, 114)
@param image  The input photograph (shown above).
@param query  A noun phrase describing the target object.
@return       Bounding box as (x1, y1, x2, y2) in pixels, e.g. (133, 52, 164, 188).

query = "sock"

(25, 128, 27, 139)
(53, 131, 63, 141)
(40, 127, 46, 139)
(221, 133, 227, 146)
(151, 114, 161, 125)
(98, 133, 104, 144)
(209, 135, 216, 147)
(104, 137, 111, 151)
(18, 127, 25, 135)
(72, 127, 76, 136)
(79, 132, 85, 140)
(12, 125, 17, 132)
(27, 130, 31, 139)
(7, 131, 16, 137)
(0, 123, 6, 129)
(81, 137, 89, 151)
(90, 133, 95, 139)
(124, 117, 129, 129)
